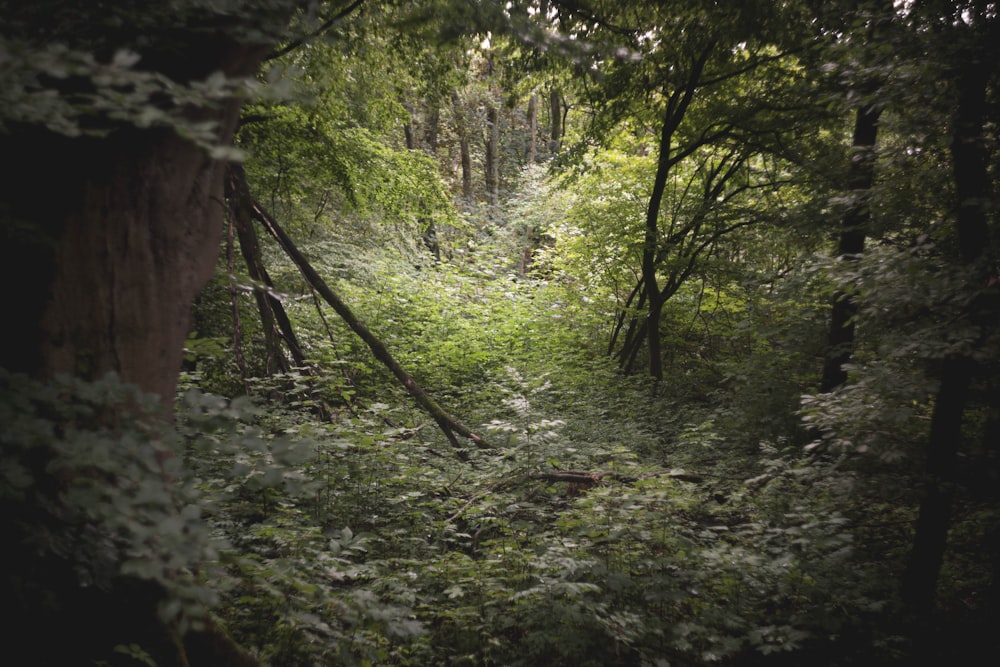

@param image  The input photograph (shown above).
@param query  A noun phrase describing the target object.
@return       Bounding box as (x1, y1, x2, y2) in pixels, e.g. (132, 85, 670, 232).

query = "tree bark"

(6, 50, 274, 402)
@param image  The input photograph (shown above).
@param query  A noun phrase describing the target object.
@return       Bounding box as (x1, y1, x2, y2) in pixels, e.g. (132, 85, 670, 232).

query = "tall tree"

(900, 2, 1000, 620)
(526, 92, 539, 164)
(819, 1, 895, 392)
(561, 1, 813, 379)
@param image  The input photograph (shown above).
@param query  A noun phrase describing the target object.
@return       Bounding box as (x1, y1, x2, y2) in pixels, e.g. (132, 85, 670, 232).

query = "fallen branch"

(537, 470, 605, 485)
(228, 164, 492, 458)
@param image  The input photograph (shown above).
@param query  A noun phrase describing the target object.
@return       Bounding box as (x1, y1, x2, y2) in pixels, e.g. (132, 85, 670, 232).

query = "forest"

(1, 1, 998, 665)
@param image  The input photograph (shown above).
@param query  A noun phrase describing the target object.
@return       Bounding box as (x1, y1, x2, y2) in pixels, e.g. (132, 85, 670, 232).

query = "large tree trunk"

(0, 20, 275, 666)
(2, 50, 267, 406)
(3, 127, 234, 402)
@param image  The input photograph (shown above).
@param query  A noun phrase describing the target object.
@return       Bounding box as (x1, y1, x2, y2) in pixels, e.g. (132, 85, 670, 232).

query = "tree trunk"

(549, 86, 562, 152)
(820, 0, 893, 392)
(641, 112, 674, 381)
(901, 360, 973, 614)
(460, 133, 474, 199)
(526, 93, 538, 164)
(1, 37, 273, 667)
(425, 105, 440, 154)
(453, 93, 474, 199)
(820, 105, 881, 391)
(0, 4, 293, 660)
(485, 103, 501, 207)
(639, 46, 712, 380)
(227, 166, 308, 374)
(901, 51, 995, 618)
(608, 279, 645, 357)
(404, 124, 415, 150)
(4, 119, 248, 407)
(226, 217, 253, 393)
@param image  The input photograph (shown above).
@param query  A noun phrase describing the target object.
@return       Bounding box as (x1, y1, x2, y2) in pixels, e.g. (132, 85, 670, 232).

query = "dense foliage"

(3, 0, 999, 665)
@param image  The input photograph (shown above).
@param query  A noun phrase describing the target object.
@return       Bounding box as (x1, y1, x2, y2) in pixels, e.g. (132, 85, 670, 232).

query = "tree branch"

(227, 164, 492, 458)
(266, 0, 366, 61)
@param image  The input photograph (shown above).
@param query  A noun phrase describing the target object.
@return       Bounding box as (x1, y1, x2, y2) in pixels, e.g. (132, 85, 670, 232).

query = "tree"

(0, 1, 366, 663)
(800, 0, 1000, 652)
(899, 1, 1000, 621)
(818, 0, 895, 392)
(557, 1, 814, 379)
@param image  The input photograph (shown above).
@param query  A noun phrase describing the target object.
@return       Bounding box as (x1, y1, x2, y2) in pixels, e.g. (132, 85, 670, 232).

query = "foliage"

(166, 356, 905, 666)
(0, 370, 221, 657)
(6, 0, 1000, 664)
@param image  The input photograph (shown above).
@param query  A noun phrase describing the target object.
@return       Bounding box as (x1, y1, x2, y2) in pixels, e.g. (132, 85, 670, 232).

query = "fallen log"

(229, 164, 492, 458)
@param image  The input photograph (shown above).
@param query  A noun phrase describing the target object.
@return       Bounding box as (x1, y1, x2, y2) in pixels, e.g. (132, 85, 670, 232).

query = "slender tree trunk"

(549, 87, 562, 152)
(453, 93, 474, 199)
(640, 46, 712, 380)
(240, 232, 287, 374)
(226, 217, 252, 393)
(820, 0, 893, 391)
(902, 360, 973, 614)
(641, 108, 678, 381)
(226, 166, 308, 372)
(621, 317, 649, 375)
(901, 52, 995, 617)
(460, 133, 473, 199)
(485, 102, 501, 207)
(526, 93, 538, 164)
(403, 122, 416, 150)
(425, 105, 440, 154)
(820, 103, 881, 392)
(609, 279, 645, 358)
